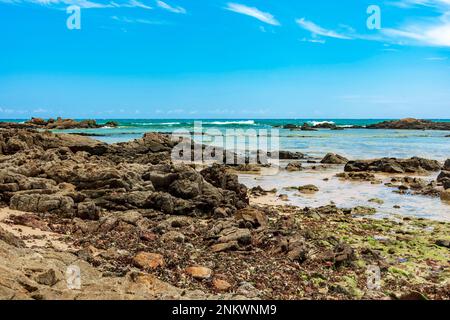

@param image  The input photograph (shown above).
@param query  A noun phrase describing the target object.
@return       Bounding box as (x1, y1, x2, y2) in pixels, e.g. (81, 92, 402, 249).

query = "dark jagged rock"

(321, 153, 348, 164)
(437, 159, 450, 188)
(345, 157, 441, 173)
(444, 159, 450, 171)
(286, 162, 303, 172)
(300, 123, 317, 131)
(282, 124, 299, 130)
(0, 129, 247, 219)
(312, 122, 336, 129)
(437, 159, 450, 189)
(366, 118, 450, 130)
(336, 172, 380, 183)
(278, 150, 304, 160)
(200, 164, 248, 208)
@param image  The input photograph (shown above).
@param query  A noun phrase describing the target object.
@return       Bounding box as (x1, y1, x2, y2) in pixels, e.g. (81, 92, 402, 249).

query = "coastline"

(0, 120, 449, 300)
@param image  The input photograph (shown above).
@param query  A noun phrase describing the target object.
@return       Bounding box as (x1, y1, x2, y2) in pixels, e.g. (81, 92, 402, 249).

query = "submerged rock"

(278, 150, 304, 160)
(298, 184, 319, 194)
(286, 161, 303, 172)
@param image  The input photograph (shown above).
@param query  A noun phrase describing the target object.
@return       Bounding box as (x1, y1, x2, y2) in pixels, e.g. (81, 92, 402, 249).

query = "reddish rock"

(213, 278, 231, 291)
(186, 266, 213, 279)
(133, 252, 164, 270)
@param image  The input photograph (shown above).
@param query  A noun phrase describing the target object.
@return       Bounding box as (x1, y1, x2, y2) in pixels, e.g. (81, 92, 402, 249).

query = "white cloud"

(156, 0, 186, 14)
(425, 56, 448, 60)
(388, 0, 450, 9)
(111, 15, 168, 25)
(0, 0, 153, 9)
(382, 13, 450, 47)
(123, 0, 152, 10)
(32, 108, 49, 113)
(224, 2, 280, 26)
(295, 18, 352, 40)
(300, 37, 326, 44)
(0, 107, 28, 114)
(381, 0, 450, 47)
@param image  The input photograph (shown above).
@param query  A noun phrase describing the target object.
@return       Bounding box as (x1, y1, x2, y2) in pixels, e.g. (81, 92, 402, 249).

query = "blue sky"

(0, 0, 450, 119)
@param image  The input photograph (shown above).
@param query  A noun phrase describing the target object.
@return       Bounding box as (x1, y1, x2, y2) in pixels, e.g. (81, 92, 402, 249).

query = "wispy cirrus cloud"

(0, 0, 152, 9)
(119, 0, 152, 10)
(387, 0, 450, 9)
(111, 15, 168, 25)
(295, 18, 352, 40)
(382, 0, 450, 46)
(224, 2, 280, 26)
(156, 0, 186, 14)
(425, 56, 448, 60)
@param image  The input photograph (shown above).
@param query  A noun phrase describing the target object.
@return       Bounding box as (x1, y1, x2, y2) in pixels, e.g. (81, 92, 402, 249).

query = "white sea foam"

(204, 120, 256, 125)
(133, 122, 181, 126)
(307, 121, 335, 126)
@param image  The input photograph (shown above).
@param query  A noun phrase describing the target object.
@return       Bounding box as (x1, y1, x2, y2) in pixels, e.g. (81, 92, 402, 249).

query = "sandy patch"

(0, 207, 71, 251)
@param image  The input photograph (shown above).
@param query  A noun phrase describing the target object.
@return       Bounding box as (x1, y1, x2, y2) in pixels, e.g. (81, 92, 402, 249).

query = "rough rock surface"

(0, 118, 117, 130)
(366, 118, 450, 130)
(286, 162, 303, 172)
(321, 153, 349, 164)
(0, 129, 247, 218)
(278, 151, 304, 160)
(437, 159, 450, 188)
(345, 157, 441, 174)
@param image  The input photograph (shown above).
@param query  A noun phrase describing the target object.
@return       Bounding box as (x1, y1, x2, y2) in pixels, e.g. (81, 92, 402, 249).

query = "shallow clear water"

(239, 164, 450, 222)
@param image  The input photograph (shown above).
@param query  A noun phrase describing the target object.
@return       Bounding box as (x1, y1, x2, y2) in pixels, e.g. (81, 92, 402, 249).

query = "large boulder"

(321, 153, 348, 164)
(200, 164, 248, 206)
(436, 159, 450, 186)
(444, 159, 450, 171)
(10, 193, 75, 216)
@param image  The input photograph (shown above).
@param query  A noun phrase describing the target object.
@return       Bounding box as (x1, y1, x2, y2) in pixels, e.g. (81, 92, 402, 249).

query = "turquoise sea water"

(2, 119, 448, 161)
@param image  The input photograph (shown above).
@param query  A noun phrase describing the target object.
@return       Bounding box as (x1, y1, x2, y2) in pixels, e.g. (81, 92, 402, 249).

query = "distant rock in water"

(0, 117, 118, 130)
(344, 157, 442, 174)
(321, 153, 349, 164)
(278, 150, 304, 160)
(282, 124, 300, 130)
(366, 118, 450, 130)
(300, 123, 317, 131)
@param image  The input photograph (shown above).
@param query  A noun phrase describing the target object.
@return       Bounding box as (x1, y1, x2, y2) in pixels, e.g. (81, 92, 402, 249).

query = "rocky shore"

(0, 117, 118, 130)
(0, 127, 449, 300)
(280, 118, 450, 131)
(366, 118, 450, 130)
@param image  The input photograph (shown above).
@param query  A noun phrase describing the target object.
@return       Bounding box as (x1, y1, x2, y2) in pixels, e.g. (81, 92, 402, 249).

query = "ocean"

(3, 118, 448, 161)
